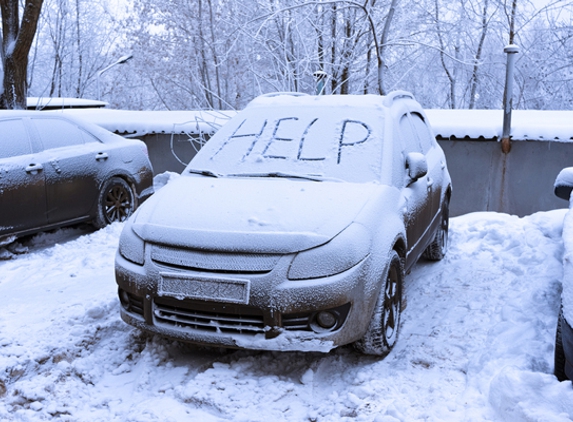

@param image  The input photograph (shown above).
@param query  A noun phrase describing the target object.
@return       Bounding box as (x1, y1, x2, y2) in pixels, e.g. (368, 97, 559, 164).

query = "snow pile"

(1, 210, 572, 421)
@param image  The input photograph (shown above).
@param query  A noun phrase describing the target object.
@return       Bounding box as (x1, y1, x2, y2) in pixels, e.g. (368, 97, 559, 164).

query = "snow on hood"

(132, 175, 379, 253)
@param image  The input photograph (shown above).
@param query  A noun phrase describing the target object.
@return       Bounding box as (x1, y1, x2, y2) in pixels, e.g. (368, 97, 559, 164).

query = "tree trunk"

(378, 0, 398, 95)
(468, 0, 489, 109)
(0, 0, 44, 109)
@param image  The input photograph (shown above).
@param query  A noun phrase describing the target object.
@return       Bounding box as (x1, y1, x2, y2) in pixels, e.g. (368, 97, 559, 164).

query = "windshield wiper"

(227, 172, 329, 182)
(188, 168, 222, 178)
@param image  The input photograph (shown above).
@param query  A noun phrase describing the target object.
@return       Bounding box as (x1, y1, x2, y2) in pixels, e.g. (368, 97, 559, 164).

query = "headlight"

(118, 217, 145, 265)
(288, 223, 370, 280)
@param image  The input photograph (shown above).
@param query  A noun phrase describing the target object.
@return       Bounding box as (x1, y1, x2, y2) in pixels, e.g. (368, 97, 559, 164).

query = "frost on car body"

(0, 111, 154, 244)
(115, 92, 452, 355)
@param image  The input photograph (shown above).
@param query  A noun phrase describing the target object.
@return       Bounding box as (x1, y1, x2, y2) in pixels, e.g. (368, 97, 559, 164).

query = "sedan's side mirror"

(555, 168, 573, 200)
(406, 152, 428, 184)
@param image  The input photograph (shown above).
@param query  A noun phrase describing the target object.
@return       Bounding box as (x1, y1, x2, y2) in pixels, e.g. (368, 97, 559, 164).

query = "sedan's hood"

(133, 175, 381, 253)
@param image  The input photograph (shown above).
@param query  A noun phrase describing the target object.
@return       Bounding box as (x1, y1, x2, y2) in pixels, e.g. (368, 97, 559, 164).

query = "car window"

(410, 112, 434, 154)
(31, 118, 86, 150)
(0, 119, 32, 159)
(190, 106, 385, 183)
(79, 129, 100, 144)
(399, 114, 421, 154)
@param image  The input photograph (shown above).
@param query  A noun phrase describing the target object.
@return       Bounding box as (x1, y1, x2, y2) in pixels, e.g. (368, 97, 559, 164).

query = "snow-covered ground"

(1, 207, 573, 421)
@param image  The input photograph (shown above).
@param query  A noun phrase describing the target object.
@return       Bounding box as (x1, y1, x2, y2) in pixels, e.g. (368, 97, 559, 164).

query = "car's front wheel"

(354, 250, 403, 356)
(93, 177, 136, 228)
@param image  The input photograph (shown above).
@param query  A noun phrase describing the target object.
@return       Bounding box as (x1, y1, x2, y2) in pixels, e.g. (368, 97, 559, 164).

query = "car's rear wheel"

(423, 198, 449, 261)
(555, 308, 568, 381)
(354, 250, 403, 356)
(93, 177, 135, 228)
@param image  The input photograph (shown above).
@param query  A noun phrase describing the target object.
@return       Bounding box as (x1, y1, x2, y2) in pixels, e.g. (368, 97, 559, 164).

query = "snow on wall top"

(425, 109, 573, 142)
(49, 106, 573, 142)
(27, 97, 108, 110)
(53, 109, 237, 137)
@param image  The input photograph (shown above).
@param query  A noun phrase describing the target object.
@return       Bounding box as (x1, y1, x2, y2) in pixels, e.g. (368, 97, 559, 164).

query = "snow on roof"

(54, 109, 236, 137)
(44, 104, 573, 142)
(426, 109, 573, 142)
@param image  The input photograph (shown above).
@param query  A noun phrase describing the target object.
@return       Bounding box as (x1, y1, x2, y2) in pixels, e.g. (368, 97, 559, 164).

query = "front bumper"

(115, 245, 379, 352)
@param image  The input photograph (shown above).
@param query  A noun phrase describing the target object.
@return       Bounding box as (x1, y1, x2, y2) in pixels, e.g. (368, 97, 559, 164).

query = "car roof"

(245, 91, 418, 111)
(0, 110, 121, 142)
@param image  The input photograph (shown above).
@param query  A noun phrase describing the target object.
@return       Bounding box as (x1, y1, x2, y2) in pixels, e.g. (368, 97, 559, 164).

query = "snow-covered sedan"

(0, 112, 154, 246)
(115, 92, 452, 355)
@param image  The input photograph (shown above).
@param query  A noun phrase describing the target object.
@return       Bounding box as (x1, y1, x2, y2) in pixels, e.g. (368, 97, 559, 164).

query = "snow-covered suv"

(115, 92, 452, 355)
(554, 168, 573, 380)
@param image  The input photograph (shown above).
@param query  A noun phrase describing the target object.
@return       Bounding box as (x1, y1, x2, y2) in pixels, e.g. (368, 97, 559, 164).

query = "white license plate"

(159, 273, 250, 304)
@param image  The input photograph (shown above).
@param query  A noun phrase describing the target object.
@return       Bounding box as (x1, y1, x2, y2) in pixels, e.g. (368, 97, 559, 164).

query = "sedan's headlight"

(118, 218, 145, 265)
(288, 223, 370, 280)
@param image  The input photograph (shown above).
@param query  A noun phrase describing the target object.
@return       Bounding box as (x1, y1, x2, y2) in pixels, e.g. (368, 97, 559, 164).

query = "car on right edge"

(554, 168, 573, 381)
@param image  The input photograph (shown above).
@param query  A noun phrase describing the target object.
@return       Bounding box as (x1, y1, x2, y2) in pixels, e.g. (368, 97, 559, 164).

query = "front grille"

(153, 298, 351, 336)
(154, 297, 266, 335)
(151, 244, 281, 274)
(282, 314, 312, 331)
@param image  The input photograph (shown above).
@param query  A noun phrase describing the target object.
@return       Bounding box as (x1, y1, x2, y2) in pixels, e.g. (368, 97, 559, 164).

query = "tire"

(555, 308, 568, 381)
(423, 198, 449, 261)
(354, 250, 403, 356)
(93, 177, 136, 229)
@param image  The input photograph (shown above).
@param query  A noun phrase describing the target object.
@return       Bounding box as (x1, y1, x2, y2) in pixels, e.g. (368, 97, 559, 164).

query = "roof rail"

(383, 90, 415, 107)
(257, 92, 309, 98)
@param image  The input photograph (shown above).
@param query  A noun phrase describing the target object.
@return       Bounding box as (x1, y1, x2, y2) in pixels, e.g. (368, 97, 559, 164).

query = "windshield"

(188, 104, 384, 183)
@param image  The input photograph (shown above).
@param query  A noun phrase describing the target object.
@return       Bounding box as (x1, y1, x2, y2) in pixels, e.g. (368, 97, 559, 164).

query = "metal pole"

(501, 44, 519, 153)
(313, 70, 327, 95)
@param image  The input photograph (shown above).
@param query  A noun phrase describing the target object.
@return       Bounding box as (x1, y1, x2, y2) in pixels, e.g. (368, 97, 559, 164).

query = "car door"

(397, 113, 433, 269)
(409, 112, 443, 221)
(0, 118, 47, 236)
(30, 117, 107, 225)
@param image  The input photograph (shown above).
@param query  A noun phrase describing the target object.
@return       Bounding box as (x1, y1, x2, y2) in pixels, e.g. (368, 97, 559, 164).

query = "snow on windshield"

(189, 105, 384, 183)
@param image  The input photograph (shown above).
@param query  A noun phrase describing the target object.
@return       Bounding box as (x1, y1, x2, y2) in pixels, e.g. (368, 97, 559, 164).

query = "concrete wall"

(140, 134, 573, 217)
(438, 139, 573, 217)
(143, 133, 206, 175)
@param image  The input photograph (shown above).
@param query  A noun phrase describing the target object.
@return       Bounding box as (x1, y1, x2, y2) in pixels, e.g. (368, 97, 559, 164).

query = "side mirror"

(555, 168, 573, 200)
(406, 152, 428, 183)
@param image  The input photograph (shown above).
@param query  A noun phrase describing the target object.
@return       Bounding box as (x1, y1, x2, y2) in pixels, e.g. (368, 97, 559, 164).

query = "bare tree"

(0, 0, 44, 109)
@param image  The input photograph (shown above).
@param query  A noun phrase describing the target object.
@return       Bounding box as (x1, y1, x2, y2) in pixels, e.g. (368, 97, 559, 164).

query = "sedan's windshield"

(188, 103, 385, 183)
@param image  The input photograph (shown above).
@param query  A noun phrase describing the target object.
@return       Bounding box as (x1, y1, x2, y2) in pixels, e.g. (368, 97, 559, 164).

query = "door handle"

(25, 163, 43, 174)
(95, 152, 109, 161)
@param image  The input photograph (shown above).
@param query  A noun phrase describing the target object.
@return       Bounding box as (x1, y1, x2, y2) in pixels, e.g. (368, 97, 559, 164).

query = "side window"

(80, 129, 100, 144)
(410, 112, 434, 154)
(399, 114, 421, 153)
(31, 118, 85, 150)
(0, 119, 32, 159)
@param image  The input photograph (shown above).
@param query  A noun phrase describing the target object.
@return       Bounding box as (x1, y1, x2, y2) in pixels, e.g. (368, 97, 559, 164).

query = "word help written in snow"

(212, 117, 372, 164)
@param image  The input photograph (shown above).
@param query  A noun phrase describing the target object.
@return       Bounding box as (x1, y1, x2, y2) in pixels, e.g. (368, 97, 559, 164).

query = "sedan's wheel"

(93, 177, 135, 228)
(555, 308, 568, 381)
(423, 198, 449, 261)
(354, 250, 403, 356)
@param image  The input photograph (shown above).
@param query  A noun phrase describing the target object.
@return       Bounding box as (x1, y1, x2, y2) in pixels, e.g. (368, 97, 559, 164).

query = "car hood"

(132, 175, 383, 253)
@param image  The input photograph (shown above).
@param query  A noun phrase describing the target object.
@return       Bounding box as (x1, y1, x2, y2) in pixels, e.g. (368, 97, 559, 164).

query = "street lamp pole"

(96, 54, 133, 100)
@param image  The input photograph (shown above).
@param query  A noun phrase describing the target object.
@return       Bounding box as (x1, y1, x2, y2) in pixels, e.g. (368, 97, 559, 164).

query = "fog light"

(316, 311, 337, 329)
(119, 289, 130, 309)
